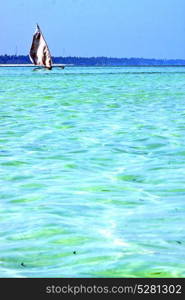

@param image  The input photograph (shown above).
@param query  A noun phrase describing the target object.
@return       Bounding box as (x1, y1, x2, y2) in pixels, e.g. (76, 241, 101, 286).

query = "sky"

(0, 0, 185, 59)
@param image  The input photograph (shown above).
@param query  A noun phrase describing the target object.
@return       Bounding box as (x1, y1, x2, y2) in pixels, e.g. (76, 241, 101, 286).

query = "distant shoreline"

(1, 55, 185, 66)
(1, 64, 185, 68)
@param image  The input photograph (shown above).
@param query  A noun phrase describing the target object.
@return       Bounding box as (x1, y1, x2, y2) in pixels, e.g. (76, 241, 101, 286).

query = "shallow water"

(0, 66, 185, 277)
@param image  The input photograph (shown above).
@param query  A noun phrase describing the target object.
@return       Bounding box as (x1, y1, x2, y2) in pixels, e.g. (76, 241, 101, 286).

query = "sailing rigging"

(29, 24, 52, 70)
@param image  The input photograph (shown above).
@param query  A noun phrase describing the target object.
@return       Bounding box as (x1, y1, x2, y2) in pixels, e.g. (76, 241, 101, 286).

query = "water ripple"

(0, 66, 185, 277)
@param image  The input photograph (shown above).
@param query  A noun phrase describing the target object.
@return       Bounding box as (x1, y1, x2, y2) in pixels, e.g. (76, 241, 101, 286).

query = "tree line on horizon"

(0, 55, 185, 65)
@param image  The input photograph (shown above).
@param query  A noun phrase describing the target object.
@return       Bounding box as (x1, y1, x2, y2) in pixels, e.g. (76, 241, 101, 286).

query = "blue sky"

(1, 0, 185, 58)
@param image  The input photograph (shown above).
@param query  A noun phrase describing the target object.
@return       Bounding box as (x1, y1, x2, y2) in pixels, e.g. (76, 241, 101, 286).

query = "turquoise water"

(0, 66, 185, 278)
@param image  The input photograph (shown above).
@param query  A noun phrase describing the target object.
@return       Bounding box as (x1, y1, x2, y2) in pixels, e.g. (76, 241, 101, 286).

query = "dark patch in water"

(73, 251, 77, 255)
(151, 272, 162, 275)
(21, 262, 26, 267)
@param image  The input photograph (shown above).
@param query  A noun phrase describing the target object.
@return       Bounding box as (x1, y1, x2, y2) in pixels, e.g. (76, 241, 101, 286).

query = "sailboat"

(29, 24, 53, 70)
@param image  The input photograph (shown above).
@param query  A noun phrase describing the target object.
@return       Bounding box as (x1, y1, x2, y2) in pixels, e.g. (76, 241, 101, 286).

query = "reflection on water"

(0, 67, 185, 277)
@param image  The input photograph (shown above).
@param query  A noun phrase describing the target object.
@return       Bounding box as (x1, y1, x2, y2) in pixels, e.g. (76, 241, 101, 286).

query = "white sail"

(29, 24, 52, 70)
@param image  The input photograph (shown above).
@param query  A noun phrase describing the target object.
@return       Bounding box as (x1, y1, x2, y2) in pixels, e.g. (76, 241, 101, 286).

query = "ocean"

(0, 66, 184, 277)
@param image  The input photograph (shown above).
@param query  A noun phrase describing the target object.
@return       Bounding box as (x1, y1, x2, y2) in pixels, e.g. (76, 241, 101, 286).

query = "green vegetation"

(1, 55, 185, 66)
